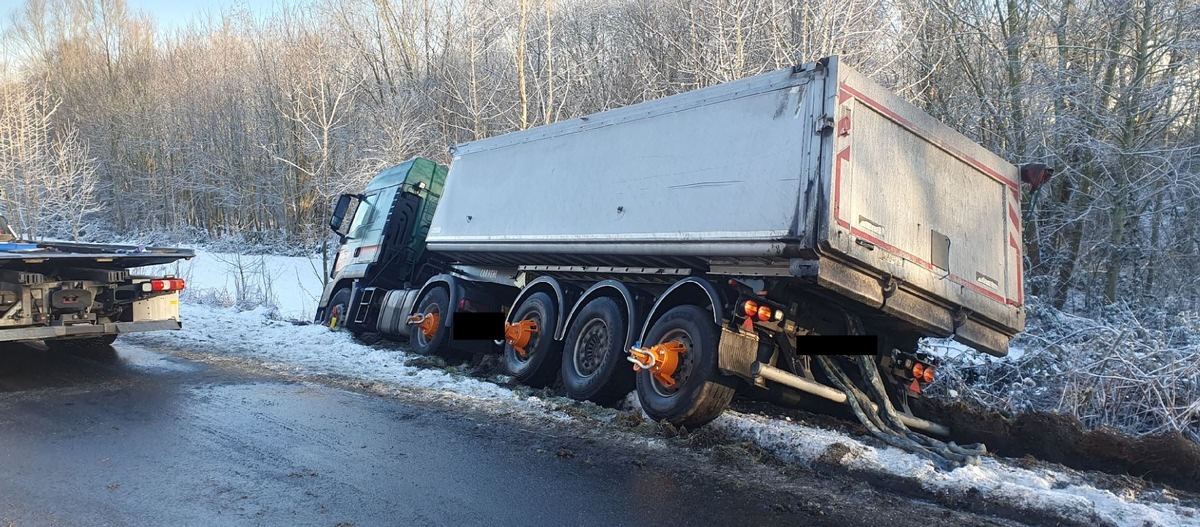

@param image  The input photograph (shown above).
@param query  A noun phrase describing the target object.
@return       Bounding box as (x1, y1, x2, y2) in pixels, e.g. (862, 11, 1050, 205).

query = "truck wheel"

(45, 334, 119, 352)
(324, 288, 351, 330)
(502, 292, 563, 388)
(411, 287, 450, 356)
(561, 297, 634, 405)
(636, 305, 735, 429)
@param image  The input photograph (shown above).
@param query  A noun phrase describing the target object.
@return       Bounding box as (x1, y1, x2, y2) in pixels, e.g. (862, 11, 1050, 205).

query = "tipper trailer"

(0, 225, 193, 350)
(316, 56, 1043, 433)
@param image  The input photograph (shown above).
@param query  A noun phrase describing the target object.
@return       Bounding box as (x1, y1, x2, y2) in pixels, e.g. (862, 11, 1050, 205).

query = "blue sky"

(123, 0, 284, 29)
(0, 0, 290, 31)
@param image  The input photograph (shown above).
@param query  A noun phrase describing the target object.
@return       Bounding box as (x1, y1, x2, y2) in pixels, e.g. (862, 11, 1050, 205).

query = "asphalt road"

(0, 341, 1031, 527)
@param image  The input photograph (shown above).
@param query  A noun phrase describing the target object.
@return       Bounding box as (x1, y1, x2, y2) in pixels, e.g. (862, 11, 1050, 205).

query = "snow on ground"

(138, 249, 327, 321)
(123, 248, 1200, 527)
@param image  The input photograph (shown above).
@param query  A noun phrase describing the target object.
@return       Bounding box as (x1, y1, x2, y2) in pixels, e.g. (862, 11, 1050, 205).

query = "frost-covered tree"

(0, 81, 99, 240)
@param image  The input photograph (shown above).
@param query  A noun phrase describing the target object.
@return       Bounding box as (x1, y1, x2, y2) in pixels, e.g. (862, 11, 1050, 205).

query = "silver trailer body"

(427, 57, 1023, 356)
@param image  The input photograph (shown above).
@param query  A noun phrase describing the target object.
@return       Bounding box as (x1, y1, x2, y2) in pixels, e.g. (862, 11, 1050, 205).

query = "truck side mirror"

(329, 194, 360, 236)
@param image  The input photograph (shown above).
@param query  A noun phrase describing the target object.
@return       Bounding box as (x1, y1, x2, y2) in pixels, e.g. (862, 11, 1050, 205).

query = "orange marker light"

(757, 305, 773, 322)
(912, 363, 925, 379)
(923, 366, 935, 383)
(742, 300, 758, 317)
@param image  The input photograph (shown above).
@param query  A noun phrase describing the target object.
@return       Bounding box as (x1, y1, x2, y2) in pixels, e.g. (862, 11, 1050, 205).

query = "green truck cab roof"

(365, 157, 448, 195)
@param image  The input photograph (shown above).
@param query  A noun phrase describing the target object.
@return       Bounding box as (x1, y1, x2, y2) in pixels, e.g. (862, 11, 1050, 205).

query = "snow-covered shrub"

(213, 253, 281, 313)
(926, 297, 1200, 444)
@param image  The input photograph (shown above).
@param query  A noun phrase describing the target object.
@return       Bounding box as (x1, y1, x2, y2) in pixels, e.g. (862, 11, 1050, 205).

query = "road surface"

(0, 340, 1031, 527)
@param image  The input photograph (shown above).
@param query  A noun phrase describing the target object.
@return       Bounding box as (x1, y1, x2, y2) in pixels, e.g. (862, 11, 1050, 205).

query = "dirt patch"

(817, 442, 863, 467)
(913, 398, 1200, 493)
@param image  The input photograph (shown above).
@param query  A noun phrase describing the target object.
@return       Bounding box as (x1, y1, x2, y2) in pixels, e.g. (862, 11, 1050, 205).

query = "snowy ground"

(124, 250, 1200, 527)
(139, 249, 328, 321)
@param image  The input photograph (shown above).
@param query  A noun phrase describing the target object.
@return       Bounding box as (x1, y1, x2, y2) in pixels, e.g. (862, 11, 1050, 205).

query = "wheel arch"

(638, 278, 726, 344)
(561, 280, 641, 349)
(507, 276, 577, 337)
(315, 278, 358, 322)
(409, 274, 465, 329)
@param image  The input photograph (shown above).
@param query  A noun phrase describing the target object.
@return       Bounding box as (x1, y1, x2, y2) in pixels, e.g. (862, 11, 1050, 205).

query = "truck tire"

(561, 297, 634, 405)
(411, 287, 450, 356)
(636, 305, 735, 429)
(323, 288, 351, 330)
(45, 334, 119, 352)
(502, 292, 563, 388)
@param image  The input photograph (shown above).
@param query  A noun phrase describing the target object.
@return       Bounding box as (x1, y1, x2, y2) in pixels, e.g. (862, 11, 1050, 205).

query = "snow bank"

(715, 412, 1197, 527)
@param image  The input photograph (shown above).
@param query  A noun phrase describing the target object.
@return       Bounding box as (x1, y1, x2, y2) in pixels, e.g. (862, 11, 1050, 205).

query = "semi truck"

(0, 220, 193, 351)
(315, 56, 1039, 433)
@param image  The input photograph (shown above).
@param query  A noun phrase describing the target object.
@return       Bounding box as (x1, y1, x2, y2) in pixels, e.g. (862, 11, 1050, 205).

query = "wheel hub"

(407, 312, 440, 341)
(575, 321, 608, 376)
(505, 319, 539, 358)
(628, 341, 688, 388)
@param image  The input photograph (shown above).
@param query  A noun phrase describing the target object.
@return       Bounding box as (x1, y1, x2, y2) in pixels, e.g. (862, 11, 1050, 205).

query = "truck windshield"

(346, 194, 377, 240)
(345, 187, 396, 243)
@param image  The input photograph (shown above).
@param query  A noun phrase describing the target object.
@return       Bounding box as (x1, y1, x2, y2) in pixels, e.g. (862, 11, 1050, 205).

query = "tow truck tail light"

(142, 278, 186, 292)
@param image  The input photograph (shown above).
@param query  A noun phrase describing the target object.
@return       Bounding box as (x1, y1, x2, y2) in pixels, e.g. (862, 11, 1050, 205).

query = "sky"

(0, 0, 288, 32)
(123, 0, 284, 29)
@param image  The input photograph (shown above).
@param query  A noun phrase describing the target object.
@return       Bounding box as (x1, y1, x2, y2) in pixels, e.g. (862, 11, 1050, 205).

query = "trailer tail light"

(742, 300, 758, 317)
(756, 305, 773, 322)
(143, 279, 186, 292)
(911, 362, 935, 383)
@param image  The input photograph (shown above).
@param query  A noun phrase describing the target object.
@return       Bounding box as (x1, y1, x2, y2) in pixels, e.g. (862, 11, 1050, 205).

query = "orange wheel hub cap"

(504, 319, 539, 357)
(627, 341, 687, 388)
(407, 313, 440, 340)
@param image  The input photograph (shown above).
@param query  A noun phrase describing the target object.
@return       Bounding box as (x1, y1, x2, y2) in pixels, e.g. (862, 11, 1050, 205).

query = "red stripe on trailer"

(1008, 204, 1020, 230)
(833, 146, 851, 222)
(1010, 234, 1023, 306)
(838, 83, 1018, 192)
(949, 274, 1008, 304)
(845, 225, 1009, 305)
